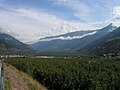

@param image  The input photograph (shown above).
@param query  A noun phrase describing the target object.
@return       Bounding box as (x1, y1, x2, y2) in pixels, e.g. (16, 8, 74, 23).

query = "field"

(4, 58, 120, 90)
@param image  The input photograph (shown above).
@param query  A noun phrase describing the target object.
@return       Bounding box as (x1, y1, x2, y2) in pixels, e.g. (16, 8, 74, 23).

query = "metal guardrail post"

(0, 60, 4, 90)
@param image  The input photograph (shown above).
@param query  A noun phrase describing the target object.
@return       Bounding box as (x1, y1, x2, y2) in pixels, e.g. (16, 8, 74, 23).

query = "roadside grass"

(6, 64, 47, 90)
(5, 76, 12, 90)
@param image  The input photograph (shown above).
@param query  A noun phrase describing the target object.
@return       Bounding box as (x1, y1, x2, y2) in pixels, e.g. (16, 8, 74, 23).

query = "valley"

(1, 0, 120, 90)
(0, 23, 120, 90)
(4, 57, 120, 90)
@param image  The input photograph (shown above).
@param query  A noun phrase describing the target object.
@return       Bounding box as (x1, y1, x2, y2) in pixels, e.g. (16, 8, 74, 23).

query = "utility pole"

(0, 60, 4, 90)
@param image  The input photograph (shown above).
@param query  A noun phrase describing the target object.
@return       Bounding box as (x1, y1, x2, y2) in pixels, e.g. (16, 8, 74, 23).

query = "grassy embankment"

(5, 64, 47, 90)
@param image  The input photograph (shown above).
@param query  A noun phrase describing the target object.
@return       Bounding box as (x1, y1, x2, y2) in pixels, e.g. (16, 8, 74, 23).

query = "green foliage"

(106, 37, 120, 42)
(5, 78, 12, 90)
(4, 58, 120, 90)
(80, 27, 120, 55)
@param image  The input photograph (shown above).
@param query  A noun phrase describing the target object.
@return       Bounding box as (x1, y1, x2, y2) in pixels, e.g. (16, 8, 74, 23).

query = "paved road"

(0, 60, 4, 90)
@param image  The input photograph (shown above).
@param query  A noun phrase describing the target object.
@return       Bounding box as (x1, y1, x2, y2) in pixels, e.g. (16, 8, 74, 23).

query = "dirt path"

(5, 66, 30, 90)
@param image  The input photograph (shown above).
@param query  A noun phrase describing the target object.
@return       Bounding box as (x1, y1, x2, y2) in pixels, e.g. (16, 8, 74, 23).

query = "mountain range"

(79, 26, 120, 55)
(0, 28, 31, 50)
(31, 23, 117, 52)
(0, 23, 120, 55)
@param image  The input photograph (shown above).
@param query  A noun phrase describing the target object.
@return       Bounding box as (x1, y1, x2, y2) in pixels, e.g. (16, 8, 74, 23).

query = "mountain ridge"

(79, 26, 120, 55)
(31, 23, 116, 51)
(0, 32, 31, 50)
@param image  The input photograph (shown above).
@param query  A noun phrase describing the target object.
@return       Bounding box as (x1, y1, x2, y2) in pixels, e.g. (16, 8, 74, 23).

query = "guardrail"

(0, 60, 4, 90)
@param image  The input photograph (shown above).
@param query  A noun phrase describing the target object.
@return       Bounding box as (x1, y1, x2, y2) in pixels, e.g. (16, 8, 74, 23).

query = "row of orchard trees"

(5, 58, 120, 90)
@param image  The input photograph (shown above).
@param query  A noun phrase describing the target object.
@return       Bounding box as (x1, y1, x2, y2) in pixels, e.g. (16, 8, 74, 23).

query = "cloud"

(112, 6, 120, 19)
(0, 27, 19, 37)
(51, 0, 93, 22)
(0, 4, 104, 43)
(39, 31, 97, 41)
(105, 6, 120, 26)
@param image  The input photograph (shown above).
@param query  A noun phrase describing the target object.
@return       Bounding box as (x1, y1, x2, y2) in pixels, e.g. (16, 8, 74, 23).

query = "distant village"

(103, 52, 120, 59)
(0, 54, 55, 59)
(0, 54, 26, 58)
(1, 52, 120, 59)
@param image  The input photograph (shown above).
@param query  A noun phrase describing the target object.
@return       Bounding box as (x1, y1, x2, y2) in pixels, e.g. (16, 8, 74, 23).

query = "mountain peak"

(107, 23, 117, 28)
(110, 22, 120, 28)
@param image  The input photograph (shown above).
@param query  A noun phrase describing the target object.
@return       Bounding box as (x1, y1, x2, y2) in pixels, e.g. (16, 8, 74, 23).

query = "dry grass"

(5, 76, 12, 90)
(6, 64, 47, 90)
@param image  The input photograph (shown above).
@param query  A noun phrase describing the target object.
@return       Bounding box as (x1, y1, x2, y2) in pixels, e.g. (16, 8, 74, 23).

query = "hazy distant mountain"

(31, 23, 116, 51)
(39, 30, 96, 41)
(0, 32, 31, 50)
(79, 26, 120, 55)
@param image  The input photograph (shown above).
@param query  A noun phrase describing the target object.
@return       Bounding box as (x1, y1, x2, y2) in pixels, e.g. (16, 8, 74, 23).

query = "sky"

(0, 0, 120, 43)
